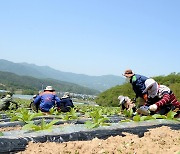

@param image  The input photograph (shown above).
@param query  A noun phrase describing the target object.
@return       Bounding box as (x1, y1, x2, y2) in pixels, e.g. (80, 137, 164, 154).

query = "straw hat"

(62, 92, 70, 98)
(123, 69, 134, 77)
(44, 86, 55, 91)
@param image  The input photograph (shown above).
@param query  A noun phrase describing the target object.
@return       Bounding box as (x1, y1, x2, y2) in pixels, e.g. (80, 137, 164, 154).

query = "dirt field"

(18, 126, 180, 154)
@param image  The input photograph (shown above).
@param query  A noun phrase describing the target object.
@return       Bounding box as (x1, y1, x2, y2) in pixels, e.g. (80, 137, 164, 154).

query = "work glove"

(149, 104, 158, 111)
(136, 106, 150, 115)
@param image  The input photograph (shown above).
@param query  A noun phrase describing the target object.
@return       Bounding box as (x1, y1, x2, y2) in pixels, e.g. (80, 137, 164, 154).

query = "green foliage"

(151, 114, 167, 119)
(14, 98, 31, 108)
(133, 115, 155, 121)
(49, 108, 60, 115)
(153, 73, 180, 101)
(10, 108, 43, 123)
(85, 109, 110, 129)
(166, 110, 177, 119)
(96, 73, 180, 107)
(0, 71, 99, 95)
(95, 83, 134, 107)
(22, 118, 59, 131)
(125, 110, 178, 122)
(0, 131, 3, 136)
(120, 119, 132, 122)
(61, 108, 78, 121)
(100, 106, 120, 116)
(123, 109, 133, 118)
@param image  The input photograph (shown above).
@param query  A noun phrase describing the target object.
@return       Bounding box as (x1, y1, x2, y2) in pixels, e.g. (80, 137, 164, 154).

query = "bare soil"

(0, 125, 21, 132)
(17, 126, 180, 154)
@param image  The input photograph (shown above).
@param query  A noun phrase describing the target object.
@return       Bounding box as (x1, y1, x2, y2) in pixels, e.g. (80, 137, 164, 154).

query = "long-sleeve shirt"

(155, 93, 180, 109)
(147, 85, 180, 110)
(34, 91, 61, 112)
(130, 74, 148, 98)
(60, 98, 74, 108)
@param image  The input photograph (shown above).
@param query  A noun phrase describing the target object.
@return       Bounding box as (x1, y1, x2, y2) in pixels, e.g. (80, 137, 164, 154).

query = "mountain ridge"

(0, 71, 99, 95)
(0, 59, 125, 91)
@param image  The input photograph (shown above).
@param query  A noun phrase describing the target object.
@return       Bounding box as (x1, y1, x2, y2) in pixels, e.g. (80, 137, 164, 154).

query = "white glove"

(149, 104, 158, 111)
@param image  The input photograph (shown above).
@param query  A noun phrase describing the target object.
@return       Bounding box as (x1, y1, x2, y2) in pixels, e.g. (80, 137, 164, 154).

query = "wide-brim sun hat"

(143, 79, 158, 93)
(62, 92, 70, 98)
(44, 86, 55, 91)
(123, 69, 134, 77)
(118, 95, 125, 105)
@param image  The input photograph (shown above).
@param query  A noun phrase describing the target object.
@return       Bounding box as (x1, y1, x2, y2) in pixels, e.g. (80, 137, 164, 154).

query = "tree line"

(95, 73, 180, 107)
(0, 71, 99, 95)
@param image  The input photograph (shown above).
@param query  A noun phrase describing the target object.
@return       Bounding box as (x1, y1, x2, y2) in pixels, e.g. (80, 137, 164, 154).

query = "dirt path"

(18, 126, 180, 154)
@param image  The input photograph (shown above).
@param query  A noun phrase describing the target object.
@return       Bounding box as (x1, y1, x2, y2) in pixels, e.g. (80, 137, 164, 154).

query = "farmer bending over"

(140, 78, 180, 116)
(118, 95, 136, 113)
(123, 69, 149, 105)
(60, 92, 74, 112)
(33, 86, 61, 113)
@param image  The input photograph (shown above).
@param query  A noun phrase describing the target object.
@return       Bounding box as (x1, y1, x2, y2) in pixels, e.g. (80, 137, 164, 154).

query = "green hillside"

(95, 73, 180, 107)
(0, 59, 125, 91)
(0, 71, 99, 95)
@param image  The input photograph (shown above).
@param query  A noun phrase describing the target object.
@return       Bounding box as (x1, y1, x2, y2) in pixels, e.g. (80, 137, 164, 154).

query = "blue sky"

(0, 0, 179, 77)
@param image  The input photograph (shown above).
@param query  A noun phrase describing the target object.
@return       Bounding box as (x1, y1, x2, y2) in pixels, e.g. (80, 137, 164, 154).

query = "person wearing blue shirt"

(123, 69, 149, 103)
(34, 86, 61, 113)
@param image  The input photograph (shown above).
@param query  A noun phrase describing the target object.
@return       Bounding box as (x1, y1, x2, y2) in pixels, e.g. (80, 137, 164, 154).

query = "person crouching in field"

(33, 86, 61, 113)
(0, 91, 18, 111)
(123, 69, 149, 105)
(60, 92, 74, 112)
(142, 78, 180, 116)
(118, 95, 136, 113)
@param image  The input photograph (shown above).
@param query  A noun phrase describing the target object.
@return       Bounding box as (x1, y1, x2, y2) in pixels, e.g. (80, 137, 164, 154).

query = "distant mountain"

(0, 59, 125, 91)
(0, 71, 99, 95)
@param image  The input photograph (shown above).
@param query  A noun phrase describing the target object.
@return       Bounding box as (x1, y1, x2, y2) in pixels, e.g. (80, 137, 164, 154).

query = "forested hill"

(95, 73, 180, 107)
(0, 71, 99, 95)
(0, 59, 125, 91)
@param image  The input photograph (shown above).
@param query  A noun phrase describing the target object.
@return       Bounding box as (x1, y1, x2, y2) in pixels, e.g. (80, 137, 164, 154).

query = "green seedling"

(0, 131, 3, 136)
(85, 109, 110, 129)
(22, 118, 59, 132)
(133, 115, 155, 122)
(152, 114, 167, 119)
(10, 108, 43, 123)
(166, 110, 177, 119)
(123, 108, 133, 118)
(61, 108, 78, 121)
(120, 119, 132, 122)
(49, 108, 60, 115)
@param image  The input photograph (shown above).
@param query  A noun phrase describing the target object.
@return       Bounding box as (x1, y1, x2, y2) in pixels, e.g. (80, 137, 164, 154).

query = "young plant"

(49, 108, 60, 115)
(166, 110, 177, 120)
(120, 119, 132, 122)
(10, 108, 43, 123)
(85, 109, 110, 129)
(0, 131, 3, 136)
(133, 115, 155, 122)
(123, 108, 133, 118)
(151, 114, 167, 119)
(22, 118, 59, 132)
(61, 108, 78, 121)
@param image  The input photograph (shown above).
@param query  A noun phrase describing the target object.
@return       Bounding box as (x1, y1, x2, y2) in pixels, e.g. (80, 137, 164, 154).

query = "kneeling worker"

(33, 86, 61, 113)
(60, 92, 74, 112)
